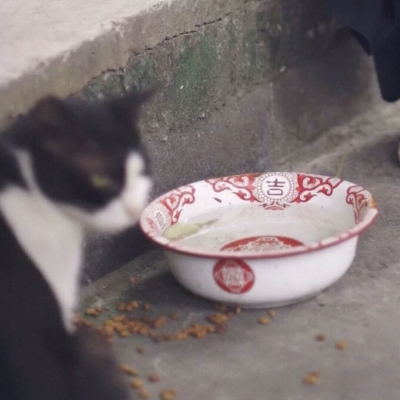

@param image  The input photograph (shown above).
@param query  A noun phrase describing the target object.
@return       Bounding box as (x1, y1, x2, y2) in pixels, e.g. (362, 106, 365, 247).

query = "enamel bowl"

(140, 172, 378, 308)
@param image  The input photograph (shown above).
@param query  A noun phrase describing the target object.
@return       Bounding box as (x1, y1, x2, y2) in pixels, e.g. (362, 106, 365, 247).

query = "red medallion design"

(213, 259, 255, 294)
(346, 185, 368, 223)
(254, 173, 296, 209)
(158, 185, 196, 224)
(220, 236, 303, 252)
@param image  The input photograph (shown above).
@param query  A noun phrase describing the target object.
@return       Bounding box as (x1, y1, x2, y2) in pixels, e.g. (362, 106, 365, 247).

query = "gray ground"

(81, 100, 400, 400)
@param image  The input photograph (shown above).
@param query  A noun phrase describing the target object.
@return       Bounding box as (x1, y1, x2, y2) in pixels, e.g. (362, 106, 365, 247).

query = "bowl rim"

(139, 172, 378, 260)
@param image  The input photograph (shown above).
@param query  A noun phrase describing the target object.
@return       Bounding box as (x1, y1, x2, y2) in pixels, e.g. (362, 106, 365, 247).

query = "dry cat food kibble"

(136, 346, 146, 354)
(149, 320, 221, 342)
(74, 315, 93, 328)
(335, 340, 347, 350)
(152, 316, 167, 329)
(143, 303, 152, 311)
(160, 389, 177, 400)
(258, 316, 270, 325)
(117, 300, 140, 312)
(119, 330, 129, 338)
(268, 309, 276, 318)
(131, 378, 144, 389)
(302, 371, 320, 385)
(207, 313, 229, 324)
(315, 333, 326, 342)
(102, 315, 154, 338)
(187, 323, 215, 339)
(120, 364, 138, 376)
(85, 307, 103, 317)
(148, 374, 160, 383)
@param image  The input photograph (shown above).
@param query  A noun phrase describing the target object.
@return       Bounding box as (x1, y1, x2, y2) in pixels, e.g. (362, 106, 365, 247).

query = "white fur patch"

(0, 152, 83, 332)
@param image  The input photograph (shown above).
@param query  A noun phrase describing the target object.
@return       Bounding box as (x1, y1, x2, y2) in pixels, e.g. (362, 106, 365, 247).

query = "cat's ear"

(30, 96, 74, 130)
(108, 88, 157, 126)
(28, 96, 78, 155)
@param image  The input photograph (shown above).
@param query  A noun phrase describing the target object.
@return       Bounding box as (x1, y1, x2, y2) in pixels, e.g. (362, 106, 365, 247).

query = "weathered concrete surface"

(80, 100, 400, 400)
(0, 0, 340, 130)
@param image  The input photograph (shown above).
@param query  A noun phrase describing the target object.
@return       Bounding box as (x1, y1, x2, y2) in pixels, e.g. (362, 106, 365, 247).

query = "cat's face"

(12, 91, 153, 233)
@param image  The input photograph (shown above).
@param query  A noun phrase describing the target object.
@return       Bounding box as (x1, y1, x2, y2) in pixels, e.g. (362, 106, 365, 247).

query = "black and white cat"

(0, 91, 153, 400)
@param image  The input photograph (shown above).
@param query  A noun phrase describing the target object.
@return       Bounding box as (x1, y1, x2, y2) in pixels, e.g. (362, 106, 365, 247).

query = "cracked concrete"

(80, 99, 400, 400)
(1, 0, 338, 129)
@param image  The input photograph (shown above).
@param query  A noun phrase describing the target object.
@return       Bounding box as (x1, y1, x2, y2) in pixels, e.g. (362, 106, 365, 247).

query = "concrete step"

(81, 100, 400, 400)
(0, 0, 379, 280)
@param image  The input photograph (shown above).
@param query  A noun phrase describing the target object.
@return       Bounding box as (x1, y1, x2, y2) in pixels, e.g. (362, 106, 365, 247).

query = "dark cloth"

(326, 0, 400, 102)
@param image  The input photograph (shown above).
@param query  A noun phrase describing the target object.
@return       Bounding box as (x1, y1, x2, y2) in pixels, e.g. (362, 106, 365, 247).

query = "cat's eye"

(91, 175, 112, 188)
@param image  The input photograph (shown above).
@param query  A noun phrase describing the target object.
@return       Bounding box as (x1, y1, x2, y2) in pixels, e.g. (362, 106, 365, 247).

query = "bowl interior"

(140, 172, 378, 258)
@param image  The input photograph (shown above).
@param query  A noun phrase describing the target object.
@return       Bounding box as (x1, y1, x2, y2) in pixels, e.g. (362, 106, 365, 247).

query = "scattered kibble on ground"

(85, 307, 103, 317)
(160, 389, 177, 400)
(80, 294, 346, 396)
(335, 340, 347, 350)
(207, 313, 229, 324)
(258, 316, 270, 325)
(148, 374, 160, 383)
(315, 333, 326, 342)
(152, 316, 167, 329)
(74, 315, 93, 328)
(120, 364, 138, 376)
(131, 378, 143, 389)
(303, 371, 320, 385)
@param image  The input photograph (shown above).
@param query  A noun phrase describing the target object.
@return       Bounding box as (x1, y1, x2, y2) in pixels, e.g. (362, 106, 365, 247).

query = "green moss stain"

(124, 56, 156, 91)
(81, 72, 125, 100)
(172, 34, 215, 118)
(243, 27, 270, 82)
